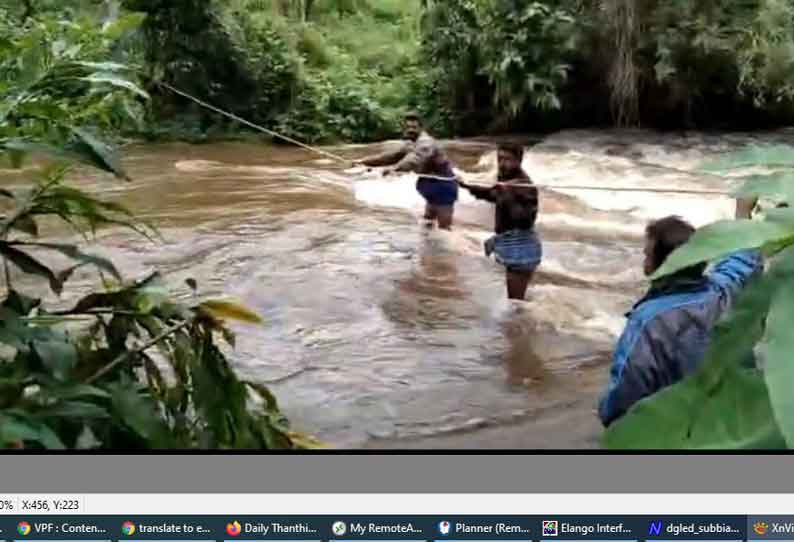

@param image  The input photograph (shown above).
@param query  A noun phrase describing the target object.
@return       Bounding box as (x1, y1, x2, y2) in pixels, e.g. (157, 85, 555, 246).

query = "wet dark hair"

(498, 143, 524, 161)
(403, 112, 422, 124)
(646, 215, 705, 277)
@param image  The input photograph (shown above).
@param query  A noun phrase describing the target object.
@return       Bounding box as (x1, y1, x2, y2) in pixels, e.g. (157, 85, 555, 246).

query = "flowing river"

(4, 128, 793, 448)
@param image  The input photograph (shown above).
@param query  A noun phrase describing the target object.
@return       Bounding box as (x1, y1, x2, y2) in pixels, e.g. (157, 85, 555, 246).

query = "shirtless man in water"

(354, 113, 459, 230)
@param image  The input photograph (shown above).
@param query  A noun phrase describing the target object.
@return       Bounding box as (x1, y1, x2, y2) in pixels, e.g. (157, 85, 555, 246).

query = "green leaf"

(0, 308, 36, 351)
(0, 139, 134, 185)
(0, 140, 73, 166)
(763, 276, 794, 447)
(75, 61, 131, 72)
(3, 290, 41, 316)
(32, 339, 78, 381)
(17, 33, 48, 88)
(688, 369, 785, 450)
(0, 241, 62, 294)
(604, 368, 785, 450)
(68, 128, 129, 180)
(43, 401, 110, 420)
(46, 384, 112, 402)
(0, 414, 66, 450)
(652, 219, 792, 280)
(101, 12, 148, 40)
(133, 284, 170, 314)
(9, 242, 122, 281)
(82, 73, 150, 99)
(694, 264, 783, 391)
(108, 380, 171, 447)
(34, 183, 148, 239)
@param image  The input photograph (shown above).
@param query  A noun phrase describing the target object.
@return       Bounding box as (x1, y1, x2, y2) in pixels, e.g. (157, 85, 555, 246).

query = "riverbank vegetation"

(0, 1, 309, 449)
(6, 0, 794, 143)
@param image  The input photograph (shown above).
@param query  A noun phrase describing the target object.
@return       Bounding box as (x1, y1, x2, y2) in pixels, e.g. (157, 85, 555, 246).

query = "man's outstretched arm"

(357, 143, 409, 168)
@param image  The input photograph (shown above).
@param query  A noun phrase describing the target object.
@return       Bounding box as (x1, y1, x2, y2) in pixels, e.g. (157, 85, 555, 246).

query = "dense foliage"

(0, 4, 309, 449)
(9, 0, 794, 141)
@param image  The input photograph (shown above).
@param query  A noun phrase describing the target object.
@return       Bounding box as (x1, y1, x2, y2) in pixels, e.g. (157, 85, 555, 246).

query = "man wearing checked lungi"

(458, 143, 541, 300)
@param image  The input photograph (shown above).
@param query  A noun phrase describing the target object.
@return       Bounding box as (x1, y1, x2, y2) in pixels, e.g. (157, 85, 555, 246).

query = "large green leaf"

(68, 128, 129, 180)
(763, 275, 794, 447)
(692, 278, 775, 391)
(688, 369, 785, 450)
(603, 367, 785, 450)
(652, 219, 793, 280)
(0, 241, 62, 294)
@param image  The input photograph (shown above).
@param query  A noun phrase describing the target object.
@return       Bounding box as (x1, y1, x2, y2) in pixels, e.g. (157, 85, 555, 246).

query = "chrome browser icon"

(17, 522, 32, 536)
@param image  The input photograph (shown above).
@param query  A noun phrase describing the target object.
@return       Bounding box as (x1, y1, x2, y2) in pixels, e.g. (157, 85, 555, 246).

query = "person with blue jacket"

(598, 197, 762, 427)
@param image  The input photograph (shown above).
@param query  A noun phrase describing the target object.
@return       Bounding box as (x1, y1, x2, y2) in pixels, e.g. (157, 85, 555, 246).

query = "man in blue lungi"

(458, 143, 541, 300)
(355, 113, 459, 230)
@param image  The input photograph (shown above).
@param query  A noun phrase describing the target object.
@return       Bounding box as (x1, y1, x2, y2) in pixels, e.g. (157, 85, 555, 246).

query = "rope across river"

(158, 81, 733, 197)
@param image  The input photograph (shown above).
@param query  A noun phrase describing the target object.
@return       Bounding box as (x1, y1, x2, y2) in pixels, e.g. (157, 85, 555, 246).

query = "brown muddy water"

(3, 128, 790, 449)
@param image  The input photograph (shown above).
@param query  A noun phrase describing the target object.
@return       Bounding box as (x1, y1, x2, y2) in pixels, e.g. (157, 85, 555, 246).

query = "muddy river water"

(5, 128, 792, 448)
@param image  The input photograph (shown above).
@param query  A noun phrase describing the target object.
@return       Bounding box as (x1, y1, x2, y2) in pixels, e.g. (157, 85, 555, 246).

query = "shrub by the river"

(0, 5, 308, 449)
